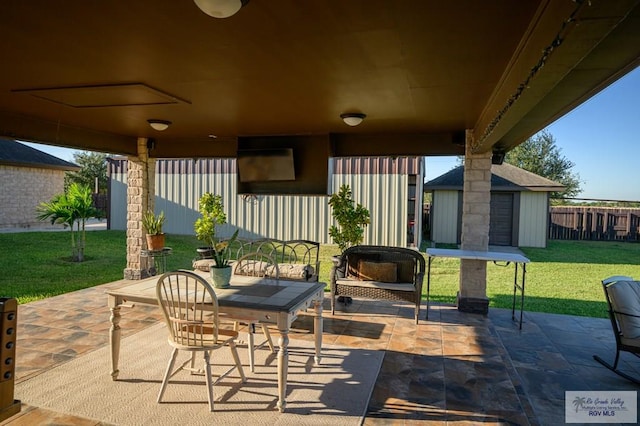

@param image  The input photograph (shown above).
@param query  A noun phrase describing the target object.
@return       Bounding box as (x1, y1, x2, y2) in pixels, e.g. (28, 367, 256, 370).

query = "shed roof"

(0, 138, 80, 171)
(424, 163, 565, 192)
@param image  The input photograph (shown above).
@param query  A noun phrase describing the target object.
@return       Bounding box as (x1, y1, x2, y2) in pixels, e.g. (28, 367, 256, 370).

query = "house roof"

(0, 138, 80, 171)
(424, 163, 565, 192)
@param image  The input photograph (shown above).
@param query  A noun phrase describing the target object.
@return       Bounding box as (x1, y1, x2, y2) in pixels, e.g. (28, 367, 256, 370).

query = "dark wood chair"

(593, 275, 640, 384)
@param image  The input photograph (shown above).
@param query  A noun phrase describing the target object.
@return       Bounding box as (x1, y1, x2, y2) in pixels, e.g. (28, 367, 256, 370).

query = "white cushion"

(234, 260, 269, 276)
(192, 259, 216, 272)
(277, 263, 313, 280)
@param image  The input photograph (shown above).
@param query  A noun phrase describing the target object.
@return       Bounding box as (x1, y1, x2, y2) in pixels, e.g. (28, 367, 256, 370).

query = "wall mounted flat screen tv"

(237, 148, 296, 183)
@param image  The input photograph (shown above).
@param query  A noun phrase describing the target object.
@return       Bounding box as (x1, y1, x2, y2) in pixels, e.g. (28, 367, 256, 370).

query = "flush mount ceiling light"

(194, 0, 249, 18)
(147, 119, 171, 131)
(340, 112, 366, 127)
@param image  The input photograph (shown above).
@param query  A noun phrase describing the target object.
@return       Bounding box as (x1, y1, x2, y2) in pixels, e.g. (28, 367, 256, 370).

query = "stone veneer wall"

(0, 165, 66, 229)
(458, 131, 492, 313)
(123, 139, 155, 280)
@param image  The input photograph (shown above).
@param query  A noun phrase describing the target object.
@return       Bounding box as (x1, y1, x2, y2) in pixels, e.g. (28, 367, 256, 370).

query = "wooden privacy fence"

(549, 207, 640, 242)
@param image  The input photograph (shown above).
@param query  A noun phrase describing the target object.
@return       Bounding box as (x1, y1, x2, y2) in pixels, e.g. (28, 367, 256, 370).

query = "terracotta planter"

(146, 234, 165, 251)
(210, 266, 232, 289)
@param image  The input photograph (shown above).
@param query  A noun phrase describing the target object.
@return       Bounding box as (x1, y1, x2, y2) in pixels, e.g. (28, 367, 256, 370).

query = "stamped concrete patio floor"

(3, 280, 640, 425)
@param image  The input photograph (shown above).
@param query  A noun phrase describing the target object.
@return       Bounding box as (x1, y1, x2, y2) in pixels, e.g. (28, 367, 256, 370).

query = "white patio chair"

(155, 270, 246, 411)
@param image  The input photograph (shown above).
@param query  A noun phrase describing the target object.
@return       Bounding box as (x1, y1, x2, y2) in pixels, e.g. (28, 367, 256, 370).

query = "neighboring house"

(108, 156, 424, 248)
(425, 163, 564, 248)
(0, 138, 80, 229)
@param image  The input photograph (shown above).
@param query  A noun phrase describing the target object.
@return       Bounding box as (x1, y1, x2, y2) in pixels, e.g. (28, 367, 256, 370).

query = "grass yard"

(426, 240, 640, 318)
(1, 231, 639, 318)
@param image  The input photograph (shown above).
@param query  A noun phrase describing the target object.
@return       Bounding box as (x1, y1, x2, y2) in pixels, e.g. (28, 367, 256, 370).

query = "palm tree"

(36, 183, 100, 261)
(572, 396, 586, 413)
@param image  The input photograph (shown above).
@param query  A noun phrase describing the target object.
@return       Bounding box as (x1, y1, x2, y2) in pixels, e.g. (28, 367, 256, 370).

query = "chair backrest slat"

(156, 270, 220, 348)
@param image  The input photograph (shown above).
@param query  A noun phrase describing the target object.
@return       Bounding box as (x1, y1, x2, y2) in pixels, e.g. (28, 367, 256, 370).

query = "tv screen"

(237, 148, 296, 183)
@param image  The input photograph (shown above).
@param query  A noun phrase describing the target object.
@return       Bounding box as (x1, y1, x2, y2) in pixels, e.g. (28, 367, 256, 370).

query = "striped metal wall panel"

(430, 190, 460, 244)
(109, 169, 128, 231)
(333, 156, 421, 175)
(108, 157, 422, 247)
(332, 172, 409, 247)
(517, 192, 548, 247)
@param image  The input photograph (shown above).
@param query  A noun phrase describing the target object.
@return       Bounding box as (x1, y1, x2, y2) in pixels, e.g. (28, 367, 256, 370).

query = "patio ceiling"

(1, 0, 639, 159)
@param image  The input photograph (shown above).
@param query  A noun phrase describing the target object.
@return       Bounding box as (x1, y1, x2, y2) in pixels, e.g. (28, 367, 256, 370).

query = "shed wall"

(430, 190, 460, 244)
(517, 192, 548, 247)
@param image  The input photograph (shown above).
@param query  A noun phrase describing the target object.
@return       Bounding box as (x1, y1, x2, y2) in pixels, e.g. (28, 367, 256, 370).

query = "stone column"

(123, 138, 155, 280)
(458, 130, 492, 313)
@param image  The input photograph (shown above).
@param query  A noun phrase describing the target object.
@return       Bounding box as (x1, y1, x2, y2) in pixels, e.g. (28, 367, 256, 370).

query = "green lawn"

(1, 231, 639, 318)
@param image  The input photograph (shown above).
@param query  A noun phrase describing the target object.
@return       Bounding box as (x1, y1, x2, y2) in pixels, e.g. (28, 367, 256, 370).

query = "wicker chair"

(593, 275, 640, 384)
(155, 270, 246, 411)
(330, 245, 426, 323)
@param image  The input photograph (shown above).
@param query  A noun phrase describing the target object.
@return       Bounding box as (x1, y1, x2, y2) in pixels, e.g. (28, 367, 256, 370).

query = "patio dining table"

(106, 271, 325, 412)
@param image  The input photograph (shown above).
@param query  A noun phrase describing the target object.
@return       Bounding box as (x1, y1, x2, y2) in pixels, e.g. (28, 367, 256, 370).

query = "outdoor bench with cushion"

(193, 238, 320, 282)
(330, 245, 426, 323)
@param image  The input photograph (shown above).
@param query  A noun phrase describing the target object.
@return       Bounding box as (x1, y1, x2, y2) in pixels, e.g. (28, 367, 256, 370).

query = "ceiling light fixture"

(193, 0, 249, 18)
(340, 112, 366, 127)
(147, 119, 171, 131)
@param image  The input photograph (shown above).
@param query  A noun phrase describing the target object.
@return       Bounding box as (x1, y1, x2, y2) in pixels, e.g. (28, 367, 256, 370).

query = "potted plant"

(328, 184, 370, 304)
(142, 210, 166, 251)
(194, 193, 226, 258)
(208, 228, 240, 288)
(328, 184, 370, 253)
(194, 193, 239, 287)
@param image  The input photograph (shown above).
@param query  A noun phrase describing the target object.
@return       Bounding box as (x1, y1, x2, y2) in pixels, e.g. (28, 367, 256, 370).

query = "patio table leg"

(276, 328, 289, 412)
(109, 306, 121, 380)
(108, 296, 122, 380)
(313, 299, 323, 365)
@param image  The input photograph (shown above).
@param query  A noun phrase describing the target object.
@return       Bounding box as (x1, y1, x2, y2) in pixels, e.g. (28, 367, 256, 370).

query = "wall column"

(458, 130, 492, 313)
(123, 138, 155, 280)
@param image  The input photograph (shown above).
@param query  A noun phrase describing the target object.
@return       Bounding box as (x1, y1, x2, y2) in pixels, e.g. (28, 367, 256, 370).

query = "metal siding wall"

(109, 169, 127, 230)
(431, 190, 459, 244)
(234, 194, 331, 242)
(414, 157, 425, 248)
(109, 157, 413, 247)
(333, 173, 407, 247)
(518, 192, 547, 247)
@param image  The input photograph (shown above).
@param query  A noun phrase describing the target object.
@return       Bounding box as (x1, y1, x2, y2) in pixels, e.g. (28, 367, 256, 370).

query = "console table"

(425, 248, 530, 329)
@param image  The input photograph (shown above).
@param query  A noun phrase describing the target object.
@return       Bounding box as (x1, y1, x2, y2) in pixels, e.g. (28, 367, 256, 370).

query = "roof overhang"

(0, 1, 638, 158)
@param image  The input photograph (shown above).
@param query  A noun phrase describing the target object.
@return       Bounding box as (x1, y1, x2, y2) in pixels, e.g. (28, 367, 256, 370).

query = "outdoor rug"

(16, 322, 383, 425)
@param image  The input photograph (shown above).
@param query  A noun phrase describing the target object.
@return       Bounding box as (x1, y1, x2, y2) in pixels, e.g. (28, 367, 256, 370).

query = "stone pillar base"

(457, 293, 489, 314)
(123, 268, 152, 280)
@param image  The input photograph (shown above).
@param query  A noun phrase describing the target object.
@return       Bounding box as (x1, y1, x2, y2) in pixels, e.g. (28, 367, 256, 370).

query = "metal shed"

(108, 156, 424, 248)
(424, 163, 564, 248)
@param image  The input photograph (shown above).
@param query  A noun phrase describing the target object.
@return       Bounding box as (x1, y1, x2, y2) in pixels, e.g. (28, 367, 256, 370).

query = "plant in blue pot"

(208, 228, 239, 288)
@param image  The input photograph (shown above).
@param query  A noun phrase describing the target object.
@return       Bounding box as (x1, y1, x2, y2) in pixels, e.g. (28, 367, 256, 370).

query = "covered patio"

(8, 282, 640, 425)
(2, 0, 639, 299)
(2, 1, 640, 424)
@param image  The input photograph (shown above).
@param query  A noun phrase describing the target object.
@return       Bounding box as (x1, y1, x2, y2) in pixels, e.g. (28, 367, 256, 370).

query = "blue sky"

(22, 66, 639, 202)
(426, 66, 640, 202)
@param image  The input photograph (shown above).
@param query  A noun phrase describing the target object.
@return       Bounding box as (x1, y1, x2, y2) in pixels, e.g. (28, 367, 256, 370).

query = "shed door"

(490, 192, 514, 246)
